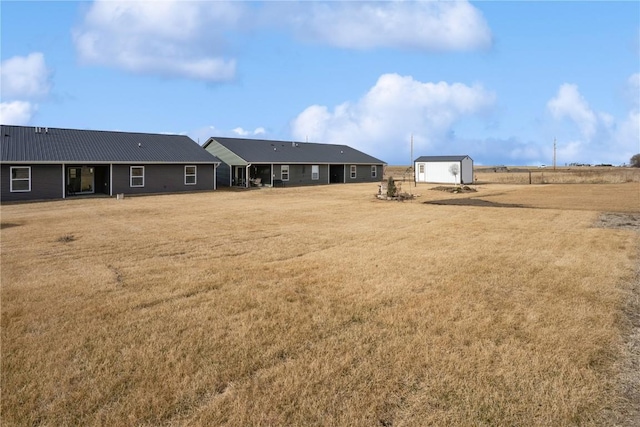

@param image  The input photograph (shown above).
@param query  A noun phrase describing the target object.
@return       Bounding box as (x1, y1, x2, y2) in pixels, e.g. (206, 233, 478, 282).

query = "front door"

(67, 167, 95, 195)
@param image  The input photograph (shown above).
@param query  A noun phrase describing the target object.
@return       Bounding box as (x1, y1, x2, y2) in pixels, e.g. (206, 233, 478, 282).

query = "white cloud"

(547, 84, 597, 139)
(0, 101, 37, 125)
(291, 73, 495, 162)
(0, 52, 51, 125)
(627, 73, 640, 107)
(72, 1, 492, 82)
(188, 125, 268, 145)
(73, 0, 241, 81)
(546, 80, 640, 164)
(278, 0, 492, 51)
(0, 52, 51, 99)
(232, 127, 267, 137)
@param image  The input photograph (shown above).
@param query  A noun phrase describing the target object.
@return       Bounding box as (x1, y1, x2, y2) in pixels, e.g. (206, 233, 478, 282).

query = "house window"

(311, 165, 319, 180)
(419, 164, 425, 173)
(281, 165, 289, 181)
(371, 165, 377, 178)
(130, 166, 144, 187)
(10, 166, 31, 192)
(350, 165, 357, 179)
(185, 165, 197, 185)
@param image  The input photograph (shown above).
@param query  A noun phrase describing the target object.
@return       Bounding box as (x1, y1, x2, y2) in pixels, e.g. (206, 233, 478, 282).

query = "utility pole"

(553, 137, 557, 170)
(410, 133, 414, 187)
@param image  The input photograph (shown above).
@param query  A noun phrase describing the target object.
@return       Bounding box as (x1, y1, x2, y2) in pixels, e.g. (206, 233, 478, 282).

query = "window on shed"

(419, 164, 425, 173)
(371, 165, 377, 178)
(281, 165, 289, 181)
(350, 165, 357, 179)
(185, 165, 197, 185)
(130, 166, 144, 187)
(311, 165, 319, 180)
(10, 166, 31, 192)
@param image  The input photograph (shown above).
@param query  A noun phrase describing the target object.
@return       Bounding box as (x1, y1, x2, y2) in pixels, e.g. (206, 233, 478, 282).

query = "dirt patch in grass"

(593, 213, 640, 232)
(430, 185, 477, 193)
(0, 222, 22, 230)
(423, 198, 526, 208)
(55, 234, 76, 243)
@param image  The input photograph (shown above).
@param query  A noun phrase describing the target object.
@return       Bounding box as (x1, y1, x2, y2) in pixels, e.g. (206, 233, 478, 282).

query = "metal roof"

(1, 125, 221, 164)
(414, 155, 472, 162)
(204, 137, 386, 165)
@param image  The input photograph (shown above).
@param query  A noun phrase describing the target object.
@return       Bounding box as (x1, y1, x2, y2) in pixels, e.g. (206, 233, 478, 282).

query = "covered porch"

(65, 164, 111, 197)
(231, 164, 274, 187)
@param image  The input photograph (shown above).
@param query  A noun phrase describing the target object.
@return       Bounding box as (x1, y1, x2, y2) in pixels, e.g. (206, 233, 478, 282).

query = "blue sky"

(1, 1, 639, 166)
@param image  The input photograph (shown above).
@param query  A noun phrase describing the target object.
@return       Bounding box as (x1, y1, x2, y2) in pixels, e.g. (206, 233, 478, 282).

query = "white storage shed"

(414, 155, 474, 185)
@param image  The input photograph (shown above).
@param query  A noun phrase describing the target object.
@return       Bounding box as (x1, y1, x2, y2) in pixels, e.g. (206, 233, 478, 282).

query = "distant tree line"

(631, 154, 640, 168)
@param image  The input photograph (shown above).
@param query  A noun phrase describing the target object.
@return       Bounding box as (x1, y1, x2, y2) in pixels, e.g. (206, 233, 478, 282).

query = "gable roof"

(415, 155, 472, 163)
(1, 125, 221, 164)
(204, 136, 385, 165)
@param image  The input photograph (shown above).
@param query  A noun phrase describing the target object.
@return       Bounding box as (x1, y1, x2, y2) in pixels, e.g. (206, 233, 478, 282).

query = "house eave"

(1, 161, 220, 165)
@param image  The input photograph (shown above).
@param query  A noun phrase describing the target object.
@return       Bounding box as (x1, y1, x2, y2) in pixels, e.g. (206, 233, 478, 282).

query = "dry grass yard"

(2, 179, 639, 426)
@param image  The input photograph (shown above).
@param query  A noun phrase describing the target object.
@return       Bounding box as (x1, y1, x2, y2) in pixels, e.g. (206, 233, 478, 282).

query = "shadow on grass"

(423, 198, 527, 208)
(0, 222, 22, 230)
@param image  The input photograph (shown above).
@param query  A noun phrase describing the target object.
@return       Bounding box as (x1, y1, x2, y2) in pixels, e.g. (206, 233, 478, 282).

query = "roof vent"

(138, 142, 142, 148)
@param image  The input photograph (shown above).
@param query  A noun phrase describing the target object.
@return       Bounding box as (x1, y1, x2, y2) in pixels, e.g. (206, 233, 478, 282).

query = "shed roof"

(414, 155, 472, 163)
(1, 125, 221, 164)
(204, 137, 386, 165)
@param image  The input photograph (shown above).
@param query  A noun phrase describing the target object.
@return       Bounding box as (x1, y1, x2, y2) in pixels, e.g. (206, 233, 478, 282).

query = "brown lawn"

(1, 181, 639, 426)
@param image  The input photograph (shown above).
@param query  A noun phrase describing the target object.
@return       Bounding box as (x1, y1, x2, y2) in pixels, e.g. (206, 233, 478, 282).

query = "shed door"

(417, 163, 426, 182)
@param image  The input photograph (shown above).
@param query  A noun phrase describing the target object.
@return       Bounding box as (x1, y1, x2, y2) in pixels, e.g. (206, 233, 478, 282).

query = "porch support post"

(109, 164, 113, 196)
(62, 164, 66, 199)
(246, 165, 250, 188)
(327, 164, 330, 184)
(271, 164, 274, 186)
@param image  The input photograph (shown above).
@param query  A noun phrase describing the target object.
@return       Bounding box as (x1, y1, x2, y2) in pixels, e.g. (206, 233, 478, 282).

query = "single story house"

(414, 155, 474, 185)
(1, 125, 221, 202)
(203, 136, 386, 187)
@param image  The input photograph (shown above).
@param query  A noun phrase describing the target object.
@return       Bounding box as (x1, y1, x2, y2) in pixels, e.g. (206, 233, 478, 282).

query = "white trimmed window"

(371, 165, 377, 178)
(10, 166, 31, 192)
(350, 165, 357, 179)
(311, 165, 319, 180)
(185, 165, 197, 185)
(281, 165, 289, 181)
(130, 166, 144, 187)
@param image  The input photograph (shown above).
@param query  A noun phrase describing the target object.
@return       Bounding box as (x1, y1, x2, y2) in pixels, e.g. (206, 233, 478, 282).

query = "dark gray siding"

(347, 164, 383, 183)
(1, 164, 63, 202)
(282, 164, 329, 186)
(272, 164, 382, 186)
(111, 164, 214, 195)
(216, 162, 231, 187)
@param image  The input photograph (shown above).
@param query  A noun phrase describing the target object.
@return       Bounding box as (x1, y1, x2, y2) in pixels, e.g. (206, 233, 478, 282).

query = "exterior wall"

(1, 164, 63, 202)
(266, 164, 383, 186)
(216, 162, 231, 187)
(461, 157, 474, 184)
(282, 164, 329, 186)
(348, 164, 382, 183)
(111, 164, 215, 195)
(415, 161, 473, 185)
(204, 140, 243, 187)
